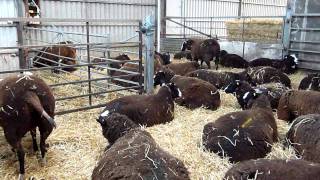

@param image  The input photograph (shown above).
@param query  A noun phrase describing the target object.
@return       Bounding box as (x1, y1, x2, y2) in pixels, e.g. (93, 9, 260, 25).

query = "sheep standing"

(286, 114, 320, 163)
(93, 113, 190, 180)
(224, 159, 320, 180)
(33, 41, 77, 73)
(202, 95, 278, 163)
(277, 90, 320, 122)
(0, 74, 56, 179)
(181, 39, 220, 69)
(219, 50, 248, 68)
(99, 83, 181, 127)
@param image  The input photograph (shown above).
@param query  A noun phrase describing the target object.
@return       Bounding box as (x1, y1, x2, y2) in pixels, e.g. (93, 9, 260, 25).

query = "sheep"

(202, 95, 278, 163)
(224, 80, 288, 110)
(173, 51, 193, 60)
(90, 54, 131, 71)
(171, 75, 221, 110)
(245, 66, 291, 88)
(224, 159, 320, 180)
(298, 73, 320, 91)
(286, 114, 320, 163)
(0, 74, 56, 180)
(248, 54, 298, 74)
(93, 113, 190, 180)
(99, 83, 181, 127)
(165, 61, 200, 75)
(33, 41, 77, 73)
(186, 69, 249, 89)
(153, 70, 221, 110)
(219, 50, 248, 68)
(154, 51, 171, 65)
(181, 38, 220, 69)
(277, 90, 320, 122)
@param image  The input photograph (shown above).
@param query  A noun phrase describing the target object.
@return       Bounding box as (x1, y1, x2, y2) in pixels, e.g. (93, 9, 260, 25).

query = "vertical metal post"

(283, 0, 294, 56)
(144, 31, 155, 94)
(182, 0, 186, 39)
(16, 0, 26, 69)
(138, 21, 143, 95)
(241, 18, 246, 58)
(210, 17, 213, 38)
(86, 21, 92, 106)
(238, 0, 243, 17)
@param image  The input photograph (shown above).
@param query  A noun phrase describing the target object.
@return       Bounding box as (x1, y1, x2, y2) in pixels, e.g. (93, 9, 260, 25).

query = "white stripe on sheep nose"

(101, 110, 110, 117)
(178, 88, 182, 97)
(243, 92, 250, 100)
(290, 54, 299, 64)
(211, 90, 218, 95)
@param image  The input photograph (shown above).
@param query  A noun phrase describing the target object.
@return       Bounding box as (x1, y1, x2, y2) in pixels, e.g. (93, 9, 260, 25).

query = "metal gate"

(284, 0, 320, 71)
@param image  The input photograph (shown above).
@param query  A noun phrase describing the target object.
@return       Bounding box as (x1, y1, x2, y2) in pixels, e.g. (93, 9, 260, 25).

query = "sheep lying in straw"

(224, 159, 320, 180)
(202, 95, 278, 163)
(93, 113, 190, 180)
(99, 83, 181, 127)
(277, 90, 320, 122)
(286, 114, 320, 163)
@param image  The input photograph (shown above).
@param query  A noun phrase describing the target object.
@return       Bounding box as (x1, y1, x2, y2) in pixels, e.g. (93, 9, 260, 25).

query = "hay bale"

(225, 18, 283, 43)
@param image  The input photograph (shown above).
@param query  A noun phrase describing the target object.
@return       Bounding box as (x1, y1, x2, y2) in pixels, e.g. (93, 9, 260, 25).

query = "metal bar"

(167, 18, 211, 38)
(0, 17, 141, 23)
(292, 13, 320, 17)
(86, 22, 92, 106)
(56, 86, 140, 102)
(289, 49, 320, 54)
(24, 27, 110, 38)
(44, 0, 156, 7)
(138, 21, 143, 95)
(283, 0, 293, 55)
(238, 0, 242, 17)
(290, 40, 320, 44)
(165, 15, 285, 19)
(0, 42, 140, 50)
(291, 27, 320, 31)
(49, 74, 139, 87)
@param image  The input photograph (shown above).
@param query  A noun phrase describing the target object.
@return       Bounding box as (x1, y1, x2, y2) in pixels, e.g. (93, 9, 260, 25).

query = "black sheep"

(219, 50, 248, 68)
(277, 90, 320, 122)
(93, 113, 190, 180)
(286, 114, 320, 163)
(298, 73, 320, 91)
(186, 69, 249, 89)
(224, 159, 320, 180)
(99, 83, 181, 127)
(248, 54, 298, 74)
(202, 95, 278, 163)
(0, 74, 56, 179)
(181, 39, 220, 69)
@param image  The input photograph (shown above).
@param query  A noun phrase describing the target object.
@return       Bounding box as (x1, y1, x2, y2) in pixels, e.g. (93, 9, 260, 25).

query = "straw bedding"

(0, 67, 307, 179)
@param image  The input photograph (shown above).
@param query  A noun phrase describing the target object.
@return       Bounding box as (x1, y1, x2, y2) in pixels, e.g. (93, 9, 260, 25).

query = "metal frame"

(0, 17, 145, 115)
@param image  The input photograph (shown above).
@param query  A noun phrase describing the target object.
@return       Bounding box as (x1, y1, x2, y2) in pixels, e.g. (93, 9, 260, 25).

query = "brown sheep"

(171, 75, 221, 110)
(246, 66, 291, 88)
(99, 83, 181, 127)
(224, 159, 320, 180)
(277, 90, 320, 122)
(33, 41, 77, 73)
(90, 54, 131, 71)
(186, 69, 249, 89)
(93, 113, 190, 180)
(202, 95, 278, 163)
(181, 39, 220, 69)
(173, 51, 193, 60)
(165, 61, 200, 75)
(286, 114, 320, 163)
(0, 74, 56, 179)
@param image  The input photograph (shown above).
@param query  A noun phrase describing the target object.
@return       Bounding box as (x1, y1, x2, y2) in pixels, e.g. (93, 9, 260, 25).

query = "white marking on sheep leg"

(40, 157, 47, 167)
(253, 170, 263, 180)
(18, 174, 24, 180)
(100, 110, 110, 117)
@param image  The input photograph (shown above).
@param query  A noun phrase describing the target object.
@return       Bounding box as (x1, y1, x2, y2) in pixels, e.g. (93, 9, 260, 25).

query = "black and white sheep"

(99, 83, 181, 127)
(93, 113, 190, 180)
(0, 74, 56, 179)
(202, 95, 278, 163)
(248, 54, 299, 74)
(298, 73, 320, 91)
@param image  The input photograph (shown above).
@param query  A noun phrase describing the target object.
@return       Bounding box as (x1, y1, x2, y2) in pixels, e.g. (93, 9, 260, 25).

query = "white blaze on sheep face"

(101, 110, 110, 117)
(177, 88, 182, 97)
(290, 54, 299, 64)
(243, 92, 250, 100)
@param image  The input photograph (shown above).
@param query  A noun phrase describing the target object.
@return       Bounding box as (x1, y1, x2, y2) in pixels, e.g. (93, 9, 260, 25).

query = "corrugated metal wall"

(26, 0, 156, 45)
(168, 0, 288, 38)
(0, 0, 19, 78)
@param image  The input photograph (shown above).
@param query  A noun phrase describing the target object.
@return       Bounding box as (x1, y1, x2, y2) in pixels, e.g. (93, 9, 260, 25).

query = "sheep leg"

(30, 128, 39, 153)
(205, 60, 211, 69)
(39, 130, 51, 166)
